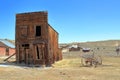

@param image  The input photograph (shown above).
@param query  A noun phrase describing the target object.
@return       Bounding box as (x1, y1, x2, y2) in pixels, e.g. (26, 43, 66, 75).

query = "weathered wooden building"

(15, 11, 62, 66)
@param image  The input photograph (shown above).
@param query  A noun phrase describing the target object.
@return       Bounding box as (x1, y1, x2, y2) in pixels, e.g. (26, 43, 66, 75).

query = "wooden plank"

(4, 53, 16, 61)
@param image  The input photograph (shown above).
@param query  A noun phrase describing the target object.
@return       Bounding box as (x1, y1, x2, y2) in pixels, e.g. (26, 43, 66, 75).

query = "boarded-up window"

(20, 26, 28, 37)
(36, 26, 41, 36)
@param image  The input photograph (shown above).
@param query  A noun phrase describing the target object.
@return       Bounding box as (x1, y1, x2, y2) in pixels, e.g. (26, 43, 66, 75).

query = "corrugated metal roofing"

(0, 39, 15, 48)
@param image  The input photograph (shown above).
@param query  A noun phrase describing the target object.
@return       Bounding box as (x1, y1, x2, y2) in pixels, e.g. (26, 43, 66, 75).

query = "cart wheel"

(81, 58, 86, 66)
(92, 60, 97, 68)
(97, 56, 102, 65)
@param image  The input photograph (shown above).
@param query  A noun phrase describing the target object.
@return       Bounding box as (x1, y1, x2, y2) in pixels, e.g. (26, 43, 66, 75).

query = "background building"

(0, 39, 15, 56)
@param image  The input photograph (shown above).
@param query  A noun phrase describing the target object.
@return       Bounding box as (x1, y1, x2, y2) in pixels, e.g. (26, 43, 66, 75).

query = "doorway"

(35, 44, 45, 61)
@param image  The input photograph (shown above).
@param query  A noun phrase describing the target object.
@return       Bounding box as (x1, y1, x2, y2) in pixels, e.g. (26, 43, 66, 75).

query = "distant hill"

(79, 40, 120, 47)
(60, 40, 120, 48)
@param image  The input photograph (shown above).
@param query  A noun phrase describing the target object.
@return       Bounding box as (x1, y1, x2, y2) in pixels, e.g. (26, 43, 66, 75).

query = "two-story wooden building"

(15, 11, 62, 66)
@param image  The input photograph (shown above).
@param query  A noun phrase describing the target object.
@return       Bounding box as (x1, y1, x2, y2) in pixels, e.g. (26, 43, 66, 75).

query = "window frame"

(35, 26, 41, 37)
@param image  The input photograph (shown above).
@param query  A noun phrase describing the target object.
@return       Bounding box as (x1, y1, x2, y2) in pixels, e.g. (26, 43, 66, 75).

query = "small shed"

(0, 39, 15, 56)
(69, 45, 81, 51)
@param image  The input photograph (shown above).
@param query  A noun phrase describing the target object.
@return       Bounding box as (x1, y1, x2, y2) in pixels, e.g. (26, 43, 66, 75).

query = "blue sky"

(0, 0, 120, 43)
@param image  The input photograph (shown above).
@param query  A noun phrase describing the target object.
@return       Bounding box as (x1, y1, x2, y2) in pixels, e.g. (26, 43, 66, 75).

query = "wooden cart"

(81, 50, 102, 67)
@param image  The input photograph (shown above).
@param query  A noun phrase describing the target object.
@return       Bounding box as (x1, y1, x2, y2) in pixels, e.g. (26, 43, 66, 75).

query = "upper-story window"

(20, 26, 28, 37)
(36, 26, 41, 37)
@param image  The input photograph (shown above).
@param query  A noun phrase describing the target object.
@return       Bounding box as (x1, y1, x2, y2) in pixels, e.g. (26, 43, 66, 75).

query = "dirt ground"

(0, 52, 120, 80)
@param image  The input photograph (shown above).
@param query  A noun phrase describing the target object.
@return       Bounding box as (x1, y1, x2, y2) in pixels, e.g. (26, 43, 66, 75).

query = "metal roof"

(0, 39, 15, 48)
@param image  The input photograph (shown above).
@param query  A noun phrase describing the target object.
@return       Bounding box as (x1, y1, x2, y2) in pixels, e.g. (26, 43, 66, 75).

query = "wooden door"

(34, 44, 45, 64)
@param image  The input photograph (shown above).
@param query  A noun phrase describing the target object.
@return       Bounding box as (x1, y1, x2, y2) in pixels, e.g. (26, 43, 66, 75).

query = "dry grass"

(0, 53, 120, 80)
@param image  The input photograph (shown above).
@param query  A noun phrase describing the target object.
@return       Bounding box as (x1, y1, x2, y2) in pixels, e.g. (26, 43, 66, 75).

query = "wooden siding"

(15, 11, 62, 66)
